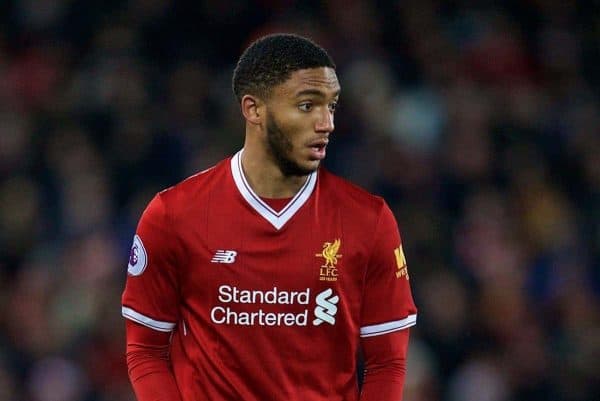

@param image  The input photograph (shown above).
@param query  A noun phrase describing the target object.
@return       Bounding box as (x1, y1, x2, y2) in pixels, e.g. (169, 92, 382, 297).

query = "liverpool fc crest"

(316, 239, 342, 281)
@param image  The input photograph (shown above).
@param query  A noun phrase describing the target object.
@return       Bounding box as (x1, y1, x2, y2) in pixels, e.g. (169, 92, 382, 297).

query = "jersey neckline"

(230, 149, 317, 230)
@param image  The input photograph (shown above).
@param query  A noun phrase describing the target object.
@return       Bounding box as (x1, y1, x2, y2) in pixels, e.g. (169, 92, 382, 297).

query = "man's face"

(264, 67, 340, 176)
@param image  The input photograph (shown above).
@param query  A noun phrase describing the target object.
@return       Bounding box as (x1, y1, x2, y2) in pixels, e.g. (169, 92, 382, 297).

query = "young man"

(122, 33, 417, 401)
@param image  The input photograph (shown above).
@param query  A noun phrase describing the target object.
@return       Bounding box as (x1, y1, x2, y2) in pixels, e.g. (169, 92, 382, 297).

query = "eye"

(328, 101, 338, 112)
(299, 102, 313, 112)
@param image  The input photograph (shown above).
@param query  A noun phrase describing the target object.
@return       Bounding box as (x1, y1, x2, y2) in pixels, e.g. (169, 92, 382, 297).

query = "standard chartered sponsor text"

(211, 285, 310, 326)
(217, 285, 310, 304)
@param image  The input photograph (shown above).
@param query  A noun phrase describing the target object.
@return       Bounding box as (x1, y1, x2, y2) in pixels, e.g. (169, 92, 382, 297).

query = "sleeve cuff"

(122, 306, 177, 332)
(360, 314, 417, 337)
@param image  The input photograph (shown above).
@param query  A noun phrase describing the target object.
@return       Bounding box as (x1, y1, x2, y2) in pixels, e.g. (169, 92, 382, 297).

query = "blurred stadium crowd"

(0, 0, 599, 400)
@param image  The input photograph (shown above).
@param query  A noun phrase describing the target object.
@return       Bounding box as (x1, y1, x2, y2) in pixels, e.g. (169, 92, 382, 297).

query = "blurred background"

(0, 0, 599, 400)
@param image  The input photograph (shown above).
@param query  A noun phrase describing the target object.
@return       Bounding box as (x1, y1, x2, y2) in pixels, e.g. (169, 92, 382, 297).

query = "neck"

(240, 147, 309, 198)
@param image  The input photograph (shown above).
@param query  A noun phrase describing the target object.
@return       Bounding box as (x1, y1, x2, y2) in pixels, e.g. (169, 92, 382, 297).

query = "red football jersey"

(122, 150, 417, 401)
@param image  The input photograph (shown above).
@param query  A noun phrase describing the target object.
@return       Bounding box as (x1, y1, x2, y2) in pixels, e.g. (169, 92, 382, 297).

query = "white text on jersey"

(210, 285, 340, 328)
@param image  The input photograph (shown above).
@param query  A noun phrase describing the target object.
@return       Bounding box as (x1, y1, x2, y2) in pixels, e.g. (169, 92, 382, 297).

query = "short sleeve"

(360, 202, 417, 338)
(121, 193, 180, 332)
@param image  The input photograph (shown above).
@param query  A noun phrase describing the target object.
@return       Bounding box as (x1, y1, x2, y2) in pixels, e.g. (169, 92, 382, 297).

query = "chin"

(280, 159, 319, 177)
(299, 157, 321, 172)
(306, 161, 321, 172)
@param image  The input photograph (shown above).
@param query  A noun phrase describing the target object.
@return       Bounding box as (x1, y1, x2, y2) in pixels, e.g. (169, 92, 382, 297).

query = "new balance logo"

(313, 288, 339, 326)
(211, 250, 238, 264)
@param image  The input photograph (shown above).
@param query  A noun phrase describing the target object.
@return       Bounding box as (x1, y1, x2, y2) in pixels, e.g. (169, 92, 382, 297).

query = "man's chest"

(175, 210, 369, 324)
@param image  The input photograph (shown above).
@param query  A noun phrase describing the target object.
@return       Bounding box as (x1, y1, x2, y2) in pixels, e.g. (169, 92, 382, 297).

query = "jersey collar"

(230, 149, 317, 230)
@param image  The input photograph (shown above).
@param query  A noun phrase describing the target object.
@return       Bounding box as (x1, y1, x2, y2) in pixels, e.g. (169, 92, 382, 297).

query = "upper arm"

(122, 193, 181, 334)
(360, 202, 417, 338)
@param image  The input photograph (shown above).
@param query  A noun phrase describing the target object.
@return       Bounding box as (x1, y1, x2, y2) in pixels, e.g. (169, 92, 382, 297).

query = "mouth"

(307, 140, 328, 160)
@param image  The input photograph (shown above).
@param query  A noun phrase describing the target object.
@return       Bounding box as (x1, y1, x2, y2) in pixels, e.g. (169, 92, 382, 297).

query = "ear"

(241, 95, 263, 125)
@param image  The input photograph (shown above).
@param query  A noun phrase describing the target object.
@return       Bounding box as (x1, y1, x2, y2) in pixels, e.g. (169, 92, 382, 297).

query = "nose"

(315, 108, 334, 133)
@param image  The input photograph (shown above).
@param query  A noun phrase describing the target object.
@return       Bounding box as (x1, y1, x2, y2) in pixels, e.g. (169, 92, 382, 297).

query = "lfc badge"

(316, 239, 342, 281)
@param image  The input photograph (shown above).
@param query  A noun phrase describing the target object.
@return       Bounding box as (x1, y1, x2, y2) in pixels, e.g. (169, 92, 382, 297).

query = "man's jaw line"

(241, 150, 316, 198)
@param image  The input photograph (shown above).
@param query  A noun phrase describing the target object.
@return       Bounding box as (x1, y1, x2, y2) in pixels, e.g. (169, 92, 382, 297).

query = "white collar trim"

(230, 150, 317, 230)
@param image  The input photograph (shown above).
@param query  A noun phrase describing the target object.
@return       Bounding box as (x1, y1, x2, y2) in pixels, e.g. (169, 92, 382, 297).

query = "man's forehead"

(280, 67, 340, 95)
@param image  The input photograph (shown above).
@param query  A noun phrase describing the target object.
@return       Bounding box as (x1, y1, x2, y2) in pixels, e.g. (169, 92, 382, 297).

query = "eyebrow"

(295, 88, 341, 98)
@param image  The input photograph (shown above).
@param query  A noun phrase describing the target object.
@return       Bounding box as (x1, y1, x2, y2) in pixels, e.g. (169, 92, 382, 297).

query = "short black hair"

(232, 33, 336, 103)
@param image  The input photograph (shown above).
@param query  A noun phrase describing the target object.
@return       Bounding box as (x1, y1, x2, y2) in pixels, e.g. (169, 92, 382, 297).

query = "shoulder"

(156, 157, 231, 214)
(318, 169, 387, 221)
